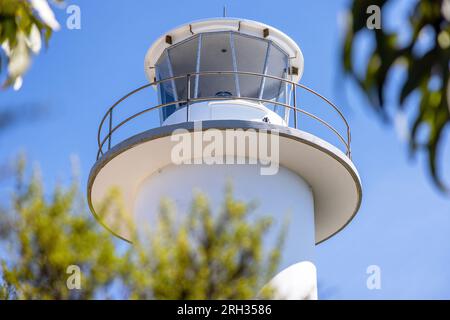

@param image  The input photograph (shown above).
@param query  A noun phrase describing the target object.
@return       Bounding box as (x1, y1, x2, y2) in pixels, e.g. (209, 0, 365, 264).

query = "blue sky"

(1, 0, 450, 299)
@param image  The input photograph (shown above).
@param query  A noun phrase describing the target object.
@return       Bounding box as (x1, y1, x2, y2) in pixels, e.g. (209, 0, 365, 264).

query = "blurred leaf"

(342, 0, 450, 193)
(0, 159, 286, 299)
(0, 0, 61, 90)
(400, 49, 436, 105)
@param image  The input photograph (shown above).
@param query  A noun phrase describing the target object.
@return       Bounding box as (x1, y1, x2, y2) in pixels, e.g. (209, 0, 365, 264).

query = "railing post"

(347, 128, 352, 158)
(293, 84, 297, 129)
(108, 109, 113, 150)
(186, 74, 191, 122)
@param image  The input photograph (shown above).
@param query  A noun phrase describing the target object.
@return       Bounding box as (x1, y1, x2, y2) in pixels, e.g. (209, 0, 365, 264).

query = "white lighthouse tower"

(88, 18, 362, 299)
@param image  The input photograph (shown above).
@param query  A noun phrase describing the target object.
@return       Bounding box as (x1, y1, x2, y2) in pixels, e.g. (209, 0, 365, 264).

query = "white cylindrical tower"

(88, 18, 362, 300)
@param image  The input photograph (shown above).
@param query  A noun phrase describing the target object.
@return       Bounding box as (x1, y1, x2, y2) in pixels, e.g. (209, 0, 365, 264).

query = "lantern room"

(144, 19, 304, 126)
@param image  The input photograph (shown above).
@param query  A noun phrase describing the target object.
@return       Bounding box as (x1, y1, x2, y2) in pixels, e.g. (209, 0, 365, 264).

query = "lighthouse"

(87, 18, 362, 299)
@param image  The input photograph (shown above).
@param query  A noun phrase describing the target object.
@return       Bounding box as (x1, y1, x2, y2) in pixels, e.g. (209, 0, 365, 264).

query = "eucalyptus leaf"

(342, 0, 450, 193)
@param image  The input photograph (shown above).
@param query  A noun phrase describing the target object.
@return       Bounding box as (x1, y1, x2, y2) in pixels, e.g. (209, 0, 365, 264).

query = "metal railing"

(96, 71, 352, 160)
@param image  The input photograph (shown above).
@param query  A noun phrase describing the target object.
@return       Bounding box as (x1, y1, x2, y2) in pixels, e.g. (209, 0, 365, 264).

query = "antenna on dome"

(223, 5, 227, 17)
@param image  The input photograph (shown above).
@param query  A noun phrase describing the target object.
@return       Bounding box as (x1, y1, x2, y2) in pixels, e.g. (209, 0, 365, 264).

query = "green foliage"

(0, 157, 124, 299)
(122, 189, 285, 299)
(0, 0, 61, 89)
(342, 0, 450, 192)
(0, 158, 284, 299)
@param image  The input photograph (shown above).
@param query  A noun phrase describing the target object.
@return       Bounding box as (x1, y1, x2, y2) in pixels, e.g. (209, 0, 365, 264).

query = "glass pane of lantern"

(234, 33, 269, 98)
(155, 53, 177, 121)
(168, 36, 199, 100)
(198, 32, 235, 98)
(263, 43, 288, 98)
(263, 43, 289, 117)
(156, 36, 199, 121)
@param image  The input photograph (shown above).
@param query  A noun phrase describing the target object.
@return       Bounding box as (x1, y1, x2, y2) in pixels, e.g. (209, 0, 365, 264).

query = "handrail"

(96, 71, 352, 160)
(97, 74, 189, 150)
